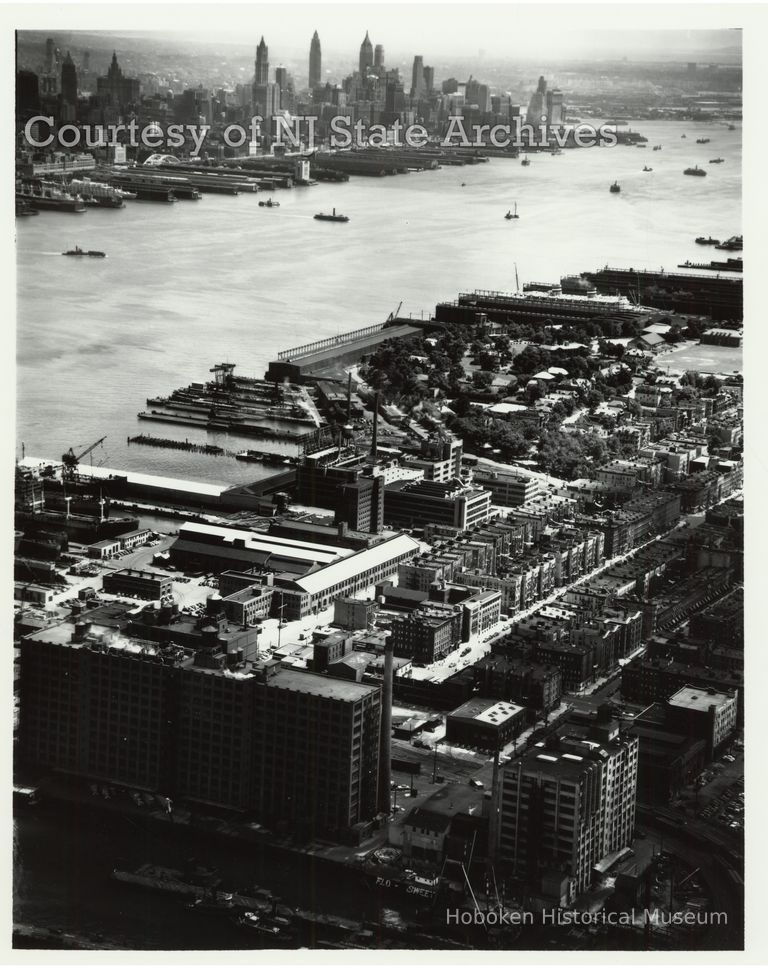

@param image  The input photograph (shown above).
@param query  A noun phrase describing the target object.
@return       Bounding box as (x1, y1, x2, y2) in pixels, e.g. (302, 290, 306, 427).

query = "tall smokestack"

(377, 639, 393, 814)
(371, 392, 379, 461)
(346, 372, 352, 423)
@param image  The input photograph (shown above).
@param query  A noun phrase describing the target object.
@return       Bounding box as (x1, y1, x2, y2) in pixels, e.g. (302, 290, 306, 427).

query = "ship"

(653, 145, 662, 151)
(314, 207, 349, 222)
(681, 133, 687, 138)
(715, 235, 743, 251)
(609, 181, 621, 193)
(642, 166, 653, 172)
(728, 124, 736, 130)
(709, 158, 725, 164)
(16, 182, 85, 213)
(258, 198, 280, 208)
(684, 166, 707, 176)
(521, 155, 531, 166)
(678, 258, 742, 273)
(68, 178, 125, 208)
(695, 236, 720, 245)
(696, 137, 711, 144)
(504, 203, 519, 220)
(63, 246, 106, 258)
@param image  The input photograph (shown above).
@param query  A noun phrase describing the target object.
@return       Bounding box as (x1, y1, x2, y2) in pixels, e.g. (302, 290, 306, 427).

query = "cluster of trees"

(536, 429, 609, 479)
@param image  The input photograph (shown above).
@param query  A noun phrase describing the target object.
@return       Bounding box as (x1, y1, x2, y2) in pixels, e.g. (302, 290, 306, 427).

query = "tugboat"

(63, 246, 106, 257)
(642, 166, 653, 172)
(314, 207, 349, 223)
(258, 198, 280, 207)
(504, 202, 519, 220)
(681, 133, 687, 138)
(696, 137, 711, 144)
(709, 158, 725, 164)
(695, 236, 720, 245)
(609, 181, 621, 193)
(684, 166, 707, 176)
(521, 155, 531, 166)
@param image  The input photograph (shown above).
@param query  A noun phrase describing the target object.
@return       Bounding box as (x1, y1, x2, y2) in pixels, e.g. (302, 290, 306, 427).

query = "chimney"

(371, 392, 380, 461)
(377, 639, 394, 815)
(346, 371, 353, 423)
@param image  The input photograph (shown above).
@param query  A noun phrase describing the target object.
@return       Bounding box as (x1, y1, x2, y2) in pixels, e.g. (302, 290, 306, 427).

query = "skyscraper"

(374, 44, 385, 70)
(359, 31, 373, 76)
(411, 56, 425, 98)
(526, 74, 547, 124)
(275, 65, 287, 106)
(309, 30, 322, 88)
(60, 51, 78, 106)
(255, 37, 269, 87)
(423, 65, 434, 93)
(545, 88, 565, 126)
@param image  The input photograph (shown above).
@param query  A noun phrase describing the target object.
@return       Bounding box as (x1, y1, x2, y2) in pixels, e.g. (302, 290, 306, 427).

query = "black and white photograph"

(9, 1, 760, 959)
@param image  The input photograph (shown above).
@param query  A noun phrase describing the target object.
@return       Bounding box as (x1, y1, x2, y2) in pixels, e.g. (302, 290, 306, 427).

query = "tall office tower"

(254, 36, 269, 86)
(275, 66, 287, 108)
(309, 30, 322, 88)
(374, 44, 385, 70)
(359, 31, 373, 75)
(60, 51, 78, 105)
(545, 88, 565, 126)
(44, 37, 56, 74)
(498, 724, 638, 906)
(423, 65, 434, 93)
(411, 55, 425, 97)
(526, 74, 547, 124)
(82, 49, 90, 72)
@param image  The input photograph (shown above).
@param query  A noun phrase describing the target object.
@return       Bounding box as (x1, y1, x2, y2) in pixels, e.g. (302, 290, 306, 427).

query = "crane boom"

(61, 435, 107, 476)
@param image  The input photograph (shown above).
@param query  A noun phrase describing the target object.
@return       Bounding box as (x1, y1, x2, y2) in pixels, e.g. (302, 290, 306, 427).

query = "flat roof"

(290, 533, 419, 596)
(668, 685, 735, 711)
(451, 697, 525, 725)
(20, 458, 229, 498)
(271, 667, 378, 702)
(179, 522, 349, 564)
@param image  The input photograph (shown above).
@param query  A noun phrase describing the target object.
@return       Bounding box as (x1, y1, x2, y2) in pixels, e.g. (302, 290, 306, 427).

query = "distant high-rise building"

(411, 55, 425, 97)
(309, 30, 322, 88)
(442, 77, 459, 95)
(359, 31, 373, 75)
(254, 36, 269, 86)
(526, 74, 547, 124)
(374, 44, 385, 70)
(82, 49, 90, 72)
(275, 66, 287, 88)
(60, 51, 78, 105)
(44, 37, 56, 74)
(545, 88, 565, 126)
(96, 51, 140, 112)
(423, 65, 434, 93)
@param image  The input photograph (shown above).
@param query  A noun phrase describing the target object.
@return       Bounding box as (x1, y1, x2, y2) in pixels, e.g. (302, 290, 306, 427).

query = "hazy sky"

(15, 4, 743, 63)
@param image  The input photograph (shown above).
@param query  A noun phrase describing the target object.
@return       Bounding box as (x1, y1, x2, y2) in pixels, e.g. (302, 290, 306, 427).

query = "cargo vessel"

(684, 166, 707, 176)
(63, 246, 106, 258)
(16, 182, 86, 212)
(609, 181, 620, 193)
(314, 207, 349, 222)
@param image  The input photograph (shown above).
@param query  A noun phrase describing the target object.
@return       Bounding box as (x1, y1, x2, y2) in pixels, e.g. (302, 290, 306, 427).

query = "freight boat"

(68, 178, 125, 208)
(696, 137, 711, 144)
(258, 198, 280, 207)
(609, 181, 621, 193)
(684, 166, 707, 176)
(16, 182, 85, 212)
(695, 236, 720, 245)
(716, 235, 743, 251)
(62, 246, 106, 258)
(709, 158, 725, 164)
(314, 207, 349, 222)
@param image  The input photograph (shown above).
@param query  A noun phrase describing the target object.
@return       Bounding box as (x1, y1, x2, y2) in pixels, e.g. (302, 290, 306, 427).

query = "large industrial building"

(18, 627, 382, 838)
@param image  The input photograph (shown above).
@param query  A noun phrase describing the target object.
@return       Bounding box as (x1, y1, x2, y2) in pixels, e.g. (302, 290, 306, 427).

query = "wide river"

(16, 119, 741, 486)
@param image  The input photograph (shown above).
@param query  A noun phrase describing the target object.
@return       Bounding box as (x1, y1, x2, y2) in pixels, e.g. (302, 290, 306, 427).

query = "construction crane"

(61, 436, 106, 480)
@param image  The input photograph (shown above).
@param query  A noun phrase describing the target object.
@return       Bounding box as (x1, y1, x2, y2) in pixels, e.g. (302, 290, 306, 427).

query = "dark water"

(16, 120, 741, 484)
(13, 801, 407, 950)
